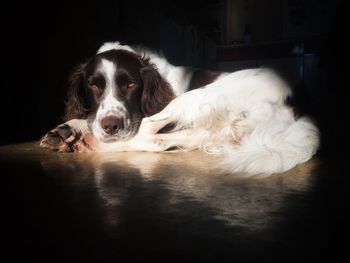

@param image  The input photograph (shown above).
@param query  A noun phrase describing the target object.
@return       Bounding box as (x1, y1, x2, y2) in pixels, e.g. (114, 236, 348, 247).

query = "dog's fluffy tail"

(220, 117, 320, 176)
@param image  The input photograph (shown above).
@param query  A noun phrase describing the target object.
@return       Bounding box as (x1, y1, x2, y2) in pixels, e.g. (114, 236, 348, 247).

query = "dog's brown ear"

(63, 62, 89, 121)
(140, 65, 175, 116)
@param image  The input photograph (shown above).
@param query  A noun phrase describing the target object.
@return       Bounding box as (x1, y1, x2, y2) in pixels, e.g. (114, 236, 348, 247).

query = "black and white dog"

(40, 42, 319, 176)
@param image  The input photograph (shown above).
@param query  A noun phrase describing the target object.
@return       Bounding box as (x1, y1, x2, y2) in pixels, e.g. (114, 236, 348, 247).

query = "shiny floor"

(0, 142, 347, 262)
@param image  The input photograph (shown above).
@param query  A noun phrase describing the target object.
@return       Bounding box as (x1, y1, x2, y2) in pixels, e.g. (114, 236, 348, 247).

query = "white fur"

(98, 42, 134, 53)
(92, 42, 320, 176)
(92, 59, 130, 141)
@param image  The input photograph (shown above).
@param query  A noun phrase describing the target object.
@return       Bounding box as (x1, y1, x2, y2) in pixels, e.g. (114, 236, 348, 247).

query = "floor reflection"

(0, 142, 320, 232)
(4, 142, 347, 262)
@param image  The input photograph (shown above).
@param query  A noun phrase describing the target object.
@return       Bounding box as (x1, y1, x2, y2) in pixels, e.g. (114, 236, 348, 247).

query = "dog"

(40, 42, 319, 176)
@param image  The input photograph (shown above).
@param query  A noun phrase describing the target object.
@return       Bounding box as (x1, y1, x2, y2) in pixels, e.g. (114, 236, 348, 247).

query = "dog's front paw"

(40, 124, 81, 152)
(71, 133, 98, 153)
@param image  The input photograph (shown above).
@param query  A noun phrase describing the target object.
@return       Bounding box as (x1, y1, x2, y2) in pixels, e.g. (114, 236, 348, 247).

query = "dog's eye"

(89, 84, 100, 91)
(127, 82, 137, 89)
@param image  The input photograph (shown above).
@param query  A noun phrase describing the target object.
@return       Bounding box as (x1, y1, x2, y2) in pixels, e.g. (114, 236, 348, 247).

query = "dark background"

(1, 0, 347, 157)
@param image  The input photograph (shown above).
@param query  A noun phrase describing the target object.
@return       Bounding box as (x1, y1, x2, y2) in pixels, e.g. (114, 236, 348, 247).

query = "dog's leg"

(138, 111, 175, 134)
(150, 129, 199, 151)
(89, 126, 198, 153)
(40, 119, 89, 152)
(88, 132, 172, 153)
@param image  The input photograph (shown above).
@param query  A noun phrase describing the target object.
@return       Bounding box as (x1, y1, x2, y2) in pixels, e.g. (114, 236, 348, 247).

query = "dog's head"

(64, 49, 175, 142)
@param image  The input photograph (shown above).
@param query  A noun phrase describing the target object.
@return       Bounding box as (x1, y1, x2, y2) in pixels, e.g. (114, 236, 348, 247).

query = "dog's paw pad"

(46, 132, 63, 145)
(40, 124, 80, 152)
(57, 124, 77, 143)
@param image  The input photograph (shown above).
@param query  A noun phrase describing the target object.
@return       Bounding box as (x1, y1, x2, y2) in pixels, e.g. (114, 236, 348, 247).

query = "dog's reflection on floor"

(39, 148, 319, 231)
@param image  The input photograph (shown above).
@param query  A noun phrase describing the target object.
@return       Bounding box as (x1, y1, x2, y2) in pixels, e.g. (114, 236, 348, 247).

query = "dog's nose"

(101, 116, 124, 135)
